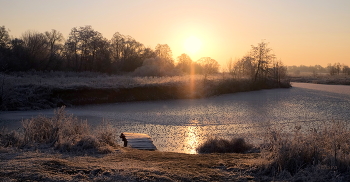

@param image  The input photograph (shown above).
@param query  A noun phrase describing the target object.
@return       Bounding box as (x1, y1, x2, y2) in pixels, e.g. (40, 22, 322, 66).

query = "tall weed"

(4, 106, 119, 154)
(260, 120, 350, 179)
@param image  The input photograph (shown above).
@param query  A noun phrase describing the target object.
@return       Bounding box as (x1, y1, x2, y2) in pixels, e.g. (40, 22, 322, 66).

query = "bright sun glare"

(184, 36, 202, 55)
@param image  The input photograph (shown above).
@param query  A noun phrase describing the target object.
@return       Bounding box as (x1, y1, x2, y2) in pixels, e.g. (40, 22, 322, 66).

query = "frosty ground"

(0, 147, 262, 181)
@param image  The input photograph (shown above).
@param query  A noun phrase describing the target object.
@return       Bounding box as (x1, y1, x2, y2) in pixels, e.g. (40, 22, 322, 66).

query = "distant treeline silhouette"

(0, 25, 220, 76)
(288, 63, 350, 76)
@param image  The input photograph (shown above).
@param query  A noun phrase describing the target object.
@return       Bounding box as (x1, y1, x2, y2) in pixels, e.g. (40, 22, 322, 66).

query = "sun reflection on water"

(184, 125, 203, 154)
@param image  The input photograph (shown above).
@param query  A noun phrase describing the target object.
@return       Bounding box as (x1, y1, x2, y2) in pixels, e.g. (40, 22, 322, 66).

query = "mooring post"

(120, 133, 128, 147)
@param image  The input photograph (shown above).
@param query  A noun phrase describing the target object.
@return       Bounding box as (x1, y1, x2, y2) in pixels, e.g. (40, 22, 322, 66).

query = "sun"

(184, 36, 202, 55)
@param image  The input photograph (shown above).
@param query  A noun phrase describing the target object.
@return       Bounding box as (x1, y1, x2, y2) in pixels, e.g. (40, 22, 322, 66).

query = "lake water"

(1, 82, 350, 154)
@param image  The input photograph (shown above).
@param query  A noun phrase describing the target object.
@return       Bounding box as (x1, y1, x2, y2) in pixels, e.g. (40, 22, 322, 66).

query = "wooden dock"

(121, 132, 157, 151)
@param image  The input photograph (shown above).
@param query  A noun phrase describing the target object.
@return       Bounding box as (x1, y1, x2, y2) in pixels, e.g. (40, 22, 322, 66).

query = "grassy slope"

(0, 147, 261, 182)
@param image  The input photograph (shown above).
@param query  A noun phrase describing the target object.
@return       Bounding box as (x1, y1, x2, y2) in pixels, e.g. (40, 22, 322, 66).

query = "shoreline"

(0, 146, 262, 181)
(289, 75, 350, 85)
(1, 73, 291, 111)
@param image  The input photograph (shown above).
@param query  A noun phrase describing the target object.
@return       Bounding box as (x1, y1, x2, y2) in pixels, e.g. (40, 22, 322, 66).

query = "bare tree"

(21, 30, 49, 70)
(226, 58, 235, 77)
(44, 29, 64, 70)
(155, 44, 173, 63)
(196, 57, 220, 79)
(110, 32, 146, 72)
(0, 26, 10, 48)
(249, 41, 275, 81)
(65, 26, 109, 71)
(342, 65, 350, 75)
(176, 53, 192, 74)
(270, 60, 287, 84)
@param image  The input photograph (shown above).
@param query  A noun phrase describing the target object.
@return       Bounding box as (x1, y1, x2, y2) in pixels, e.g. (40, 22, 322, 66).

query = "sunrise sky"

(1, 0, 349, 67)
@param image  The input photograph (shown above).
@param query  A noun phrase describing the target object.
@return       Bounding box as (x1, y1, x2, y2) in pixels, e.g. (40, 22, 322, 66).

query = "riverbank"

(0, 147, 262, 181)
(1, 107, 349, 181)
(290, 74, 350, 85)
(0, 72, 291, 111)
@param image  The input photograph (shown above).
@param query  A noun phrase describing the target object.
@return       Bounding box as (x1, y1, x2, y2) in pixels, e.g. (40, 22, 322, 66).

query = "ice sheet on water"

(1, 83, 350, 153)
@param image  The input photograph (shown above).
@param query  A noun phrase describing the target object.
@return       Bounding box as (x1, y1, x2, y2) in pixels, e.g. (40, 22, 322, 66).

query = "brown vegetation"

(196, 137, 253, 154)
(1, 108, 350, 181)
(0, 107, 118, 154)
(290, 74, 350, 85)
(0, 72, 290, 111)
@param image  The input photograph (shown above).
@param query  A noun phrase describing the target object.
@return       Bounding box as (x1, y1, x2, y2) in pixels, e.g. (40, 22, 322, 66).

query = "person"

(120, 133, 127, 147)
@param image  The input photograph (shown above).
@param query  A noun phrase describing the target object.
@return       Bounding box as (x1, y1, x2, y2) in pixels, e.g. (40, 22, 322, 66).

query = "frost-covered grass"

(290, 73, 350, 85)
(1, 107, 350, 181)
(257, 120, 350, 181)
(0, 106, 118, 154)
(2, 71, 290, 111)
(0, 71, 233, 110)
(2, 71, 223, 89)
(0, 107, 261, 181)
(195, 120, 350, 181)
(196, 137, 253, 154)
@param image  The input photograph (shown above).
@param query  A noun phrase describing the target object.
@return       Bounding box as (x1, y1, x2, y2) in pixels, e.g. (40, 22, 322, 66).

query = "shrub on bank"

(0, 72, 291, 111)
(196, 137, 253, 154)
(259, 121, 350, 180)
(0, 106, 118, 154)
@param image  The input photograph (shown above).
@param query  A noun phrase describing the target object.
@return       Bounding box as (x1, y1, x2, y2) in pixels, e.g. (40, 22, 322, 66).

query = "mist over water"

(1, 83, 350, 153)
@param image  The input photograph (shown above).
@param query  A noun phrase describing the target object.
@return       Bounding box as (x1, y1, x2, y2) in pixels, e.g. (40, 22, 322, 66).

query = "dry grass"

(196, 137, 253, 154)
(1, 71, 223, 89)
(1, 71, 291, 111)
(1, 109, 350, 181)
(0, 146, 261, 181)
(289, 74, 350, 85)
(258, 120, 350, 181)
(1, 106, 118, 154)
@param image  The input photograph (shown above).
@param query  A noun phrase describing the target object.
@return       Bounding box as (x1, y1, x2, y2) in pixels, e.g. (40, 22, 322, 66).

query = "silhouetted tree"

(0, 26, 11, 71)
(155, 44, 172, 60)
(232, 56, 255, 79)
(327, 62, 342, 76)
(64, 26, 110, 72)
(155, 44, 173, 65)
(342, 65, 350, 75)
(270, 60, 287, 84)
(0, 26, 10, 49)
(132, 56, 178, 76)
(140, 47, 156, 60)
(249, 41, 275, 81)
(110, 32, 147, 72)
(44, 29, 64, 70)
(196, 57, 220, 79)
(6, 38, 27, 71)
(21, 30, 49, 70)
(176, 53, 192, 74)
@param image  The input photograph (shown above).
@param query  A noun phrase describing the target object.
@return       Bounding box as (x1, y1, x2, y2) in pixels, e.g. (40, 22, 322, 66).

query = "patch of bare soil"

(0, 147, 263, 181)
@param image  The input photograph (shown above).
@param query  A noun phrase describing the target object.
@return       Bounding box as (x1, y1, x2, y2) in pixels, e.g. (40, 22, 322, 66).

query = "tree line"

(287, 63, 350, 76)
(226, 41, 287, 84)
(0, 25, 219, 76)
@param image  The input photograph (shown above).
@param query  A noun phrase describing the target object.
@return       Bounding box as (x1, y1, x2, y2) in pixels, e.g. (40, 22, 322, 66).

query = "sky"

(1, 0, 349, 67)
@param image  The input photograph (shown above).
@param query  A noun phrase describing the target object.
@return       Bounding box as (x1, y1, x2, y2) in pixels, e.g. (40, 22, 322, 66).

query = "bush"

(196, 137, 253, 154)
(0, 129, 22, 147)
(260, 120, 350, 179)
(95, 121, 118, 148)
(2, 106, 119, 154)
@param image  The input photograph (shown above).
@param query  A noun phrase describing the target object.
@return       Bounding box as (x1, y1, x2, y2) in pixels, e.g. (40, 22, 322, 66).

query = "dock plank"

(122, 132, 157, 151)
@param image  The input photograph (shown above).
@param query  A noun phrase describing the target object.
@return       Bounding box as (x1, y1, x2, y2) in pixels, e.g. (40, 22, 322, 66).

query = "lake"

(1, 82, 350, 154)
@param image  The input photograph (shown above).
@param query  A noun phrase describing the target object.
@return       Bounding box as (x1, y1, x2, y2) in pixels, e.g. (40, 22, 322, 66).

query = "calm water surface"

(1, 82, 350, 153)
